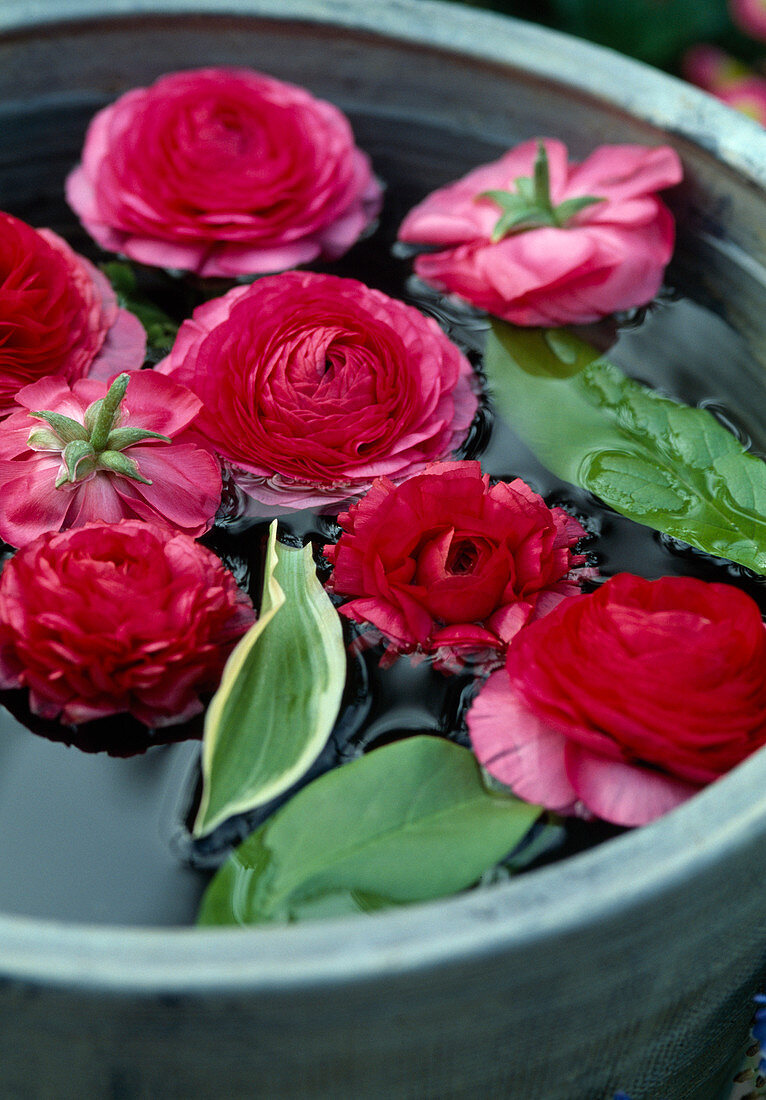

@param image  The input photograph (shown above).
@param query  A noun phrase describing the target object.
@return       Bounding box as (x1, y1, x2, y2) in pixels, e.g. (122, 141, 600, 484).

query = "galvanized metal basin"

(1, 3, 766, 1097)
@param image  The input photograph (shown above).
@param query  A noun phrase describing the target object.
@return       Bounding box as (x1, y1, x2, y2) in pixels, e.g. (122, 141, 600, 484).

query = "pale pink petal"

(88, 307, 147, 379)
(115, 441, 221, 536)
(118, 371, 203, 436)
(564, 743, 699, 826)
(117, 236, 212, 274)
(565, 144, 683, 203)
(14, 376, 88, 419)
(64, 474, 131, 526)
(0, 460, 73, 546)
(468, 669, 579, 813)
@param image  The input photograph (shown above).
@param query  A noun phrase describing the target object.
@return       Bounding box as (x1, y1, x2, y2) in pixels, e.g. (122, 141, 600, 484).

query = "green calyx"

(29, 373, 171, 489)
(479, 141, 604, 243)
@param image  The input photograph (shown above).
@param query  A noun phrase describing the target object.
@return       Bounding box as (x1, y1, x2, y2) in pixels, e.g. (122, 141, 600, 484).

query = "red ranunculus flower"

(0, 211, 145, 416)
(324, 461, 592, 671)
(66, 67, 382, 277)
(398, 138, 682, 326)
(0, 520, 255, 727)
(0, 370, 222, 547)
(159, 273, 479, 513)
(468, 573, 766, 826)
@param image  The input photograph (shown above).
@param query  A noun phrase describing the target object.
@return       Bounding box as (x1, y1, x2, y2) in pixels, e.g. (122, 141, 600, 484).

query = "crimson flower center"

(446, 537, 482, 575)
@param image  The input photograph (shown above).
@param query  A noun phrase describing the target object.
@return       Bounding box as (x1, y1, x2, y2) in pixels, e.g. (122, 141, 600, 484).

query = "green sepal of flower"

(105, 426, 172, 451)
(480, 142, 603, 243)
(89, 373, 131, 451)
(29, 410, 90, 445)
(28, 373, 172, 489)
(96, 449, 152, 484)
(56, 440, 97, 487)
(27, 425, 74, 452)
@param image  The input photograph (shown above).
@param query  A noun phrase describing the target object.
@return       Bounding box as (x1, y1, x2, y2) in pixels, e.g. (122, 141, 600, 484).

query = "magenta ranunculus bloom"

(0, 211, 145, 417)
(0, 370, 222, 547)
(66, 67, 383, 278)
(468, 574, 766, 826)
(0, 519, 255, 727)
(158, 273, 479, 514)
(324, 461, 592, 671)
(682, 46, 766, 125)
(398, 138, 683, 326)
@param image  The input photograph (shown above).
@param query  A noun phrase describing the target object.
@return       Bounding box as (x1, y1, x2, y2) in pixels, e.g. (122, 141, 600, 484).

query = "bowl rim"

(1, 0, 766, 995)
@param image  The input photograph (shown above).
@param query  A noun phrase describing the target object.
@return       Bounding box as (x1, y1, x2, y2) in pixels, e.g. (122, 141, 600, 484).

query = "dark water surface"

(0, 97, 764, 924)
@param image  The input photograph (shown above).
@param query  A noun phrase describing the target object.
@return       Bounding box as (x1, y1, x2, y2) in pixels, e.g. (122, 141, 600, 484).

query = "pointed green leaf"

(197, 736, 543, 926)
(194, 520, 346, 837)
(485, 319, 766, 573)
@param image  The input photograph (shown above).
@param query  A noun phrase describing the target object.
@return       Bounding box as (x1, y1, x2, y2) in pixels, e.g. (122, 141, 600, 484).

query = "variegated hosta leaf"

(194, 520, 346, 837)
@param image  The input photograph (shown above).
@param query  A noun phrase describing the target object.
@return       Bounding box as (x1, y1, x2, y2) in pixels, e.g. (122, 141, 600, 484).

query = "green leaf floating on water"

(194, 521, 346, 837)
(485, 320, 766, 574)
(197, 735, 542, 925)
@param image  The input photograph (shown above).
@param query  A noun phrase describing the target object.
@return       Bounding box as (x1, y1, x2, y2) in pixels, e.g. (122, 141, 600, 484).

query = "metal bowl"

(1, 3, 766, 1097)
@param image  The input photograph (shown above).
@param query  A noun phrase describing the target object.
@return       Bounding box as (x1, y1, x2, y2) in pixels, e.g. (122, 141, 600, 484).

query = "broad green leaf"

(197, 735, 542, 926)
(194, 521, 346, 837)
(485, 320, 766, 574)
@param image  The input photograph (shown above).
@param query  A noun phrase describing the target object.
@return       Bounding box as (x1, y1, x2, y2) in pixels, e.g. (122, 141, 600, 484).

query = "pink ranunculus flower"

(158, 272, 479, 514)
(714, 77, 766, 126)
(324, 461, 592, 671)
(0, 370, 222, 547)
(66, 67, 383, 278)
(468, 574, 766, 827)
(0, 210, 145, 417)
(729, 0, 766, 41)
(680, 45, 749, 92)
(398, 138, 683, 326)
(0, 519, 256, 728)
(682, 46, 766, 125)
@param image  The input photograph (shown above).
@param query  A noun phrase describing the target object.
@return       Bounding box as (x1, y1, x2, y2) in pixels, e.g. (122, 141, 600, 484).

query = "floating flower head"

(66, 66, 382, 277)
(681, 44, 749, 92)
(729, 0, 766, 42)
(0, 211, 145, 417)
(0, 519, 255, 728)
(468, 574, 766, 826)
(714, 76, 766, 126)
(398, 138, 682, 326)
(0, 370, 222, 547)
(159, 272, 479, 514)
(682, 46, 766, 126)
(324, 461, 592, 671)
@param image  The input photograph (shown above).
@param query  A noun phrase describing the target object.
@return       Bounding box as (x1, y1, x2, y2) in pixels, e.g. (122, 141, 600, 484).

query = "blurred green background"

(457, 0, 758, 71)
